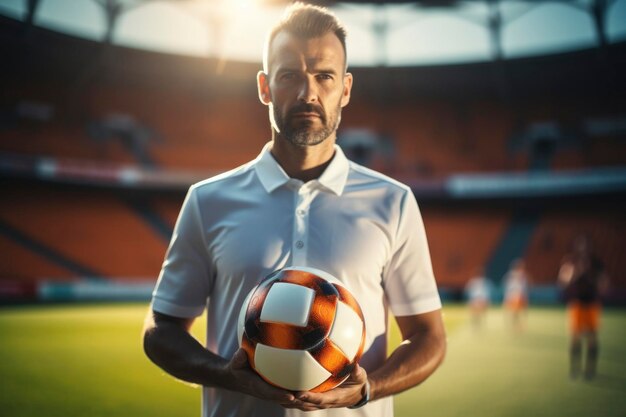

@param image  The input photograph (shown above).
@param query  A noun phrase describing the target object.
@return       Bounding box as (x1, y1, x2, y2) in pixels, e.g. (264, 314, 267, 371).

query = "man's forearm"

(143, 317, 230, 387)
(368, 316, 447, 401)
(143, 311, 300, 405)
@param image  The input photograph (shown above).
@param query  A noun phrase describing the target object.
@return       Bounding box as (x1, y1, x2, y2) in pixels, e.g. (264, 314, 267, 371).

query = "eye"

(316, 73, 334, 81)
(280, 72, 297, 81)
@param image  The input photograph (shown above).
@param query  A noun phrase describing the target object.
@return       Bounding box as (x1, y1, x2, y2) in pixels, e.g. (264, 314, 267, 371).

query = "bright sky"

(1, 0, 625, 66)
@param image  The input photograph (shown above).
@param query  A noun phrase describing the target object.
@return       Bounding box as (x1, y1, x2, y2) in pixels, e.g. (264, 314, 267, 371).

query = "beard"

(272, 102, 341, 147)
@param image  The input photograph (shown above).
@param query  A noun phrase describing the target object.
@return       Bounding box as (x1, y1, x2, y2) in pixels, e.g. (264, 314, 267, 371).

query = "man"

(558, 234, 609, 380)
(143, 3, 446, 416)
(464, 269, 491, 330)
(502, 259, 529, 332)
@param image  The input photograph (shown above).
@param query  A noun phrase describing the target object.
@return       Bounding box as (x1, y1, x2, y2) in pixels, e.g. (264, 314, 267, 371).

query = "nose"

(297, 75, 318, 103)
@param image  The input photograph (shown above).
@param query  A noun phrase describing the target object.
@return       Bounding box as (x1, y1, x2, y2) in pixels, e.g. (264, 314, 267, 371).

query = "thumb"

(351, 364, 366, 383)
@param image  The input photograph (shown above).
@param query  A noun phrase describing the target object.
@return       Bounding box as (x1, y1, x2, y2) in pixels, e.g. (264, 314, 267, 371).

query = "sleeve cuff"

(389, 294, 442, 317)
(151, 297, 206, 318)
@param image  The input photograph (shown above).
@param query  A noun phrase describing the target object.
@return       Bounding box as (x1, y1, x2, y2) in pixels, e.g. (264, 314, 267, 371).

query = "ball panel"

(240, 334, 257, 369)
(306, 293, 337, 340)
(333, 283, 364, 318)
(309, 338, 355, 392)
(250, 293, 336, 350)
(280, 269, 319, 287)
(310, 373, 351, 393)
(243, 279, 274, 340)
(254, 343, 332, 391)
(328, 300, 364, 361)
(255, 322, 302, 350)
(309, 338, 350, 377)
(237, 286, 255, 346)
(283, 266, 342, 287)
(260, 282, 315, 327)
(280, 269, 340, 297)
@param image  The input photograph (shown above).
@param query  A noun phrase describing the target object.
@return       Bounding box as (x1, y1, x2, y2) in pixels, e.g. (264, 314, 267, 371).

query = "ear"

(340, 72, 353, 108)
(257, 71, 271, 105)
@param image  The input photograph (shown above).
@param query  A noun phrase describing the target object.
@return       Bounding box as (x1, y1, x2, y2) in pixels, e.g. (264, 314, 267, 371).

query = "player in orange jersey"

(558, 235, 609, 380)
(502, 259, 530, 332)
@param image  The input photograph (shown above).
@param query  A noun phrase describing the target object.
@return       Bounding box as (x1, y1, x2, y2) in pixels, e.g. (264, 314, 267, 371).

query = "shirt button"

(297, 209, 306, 216)
(295, 241, 304, 249)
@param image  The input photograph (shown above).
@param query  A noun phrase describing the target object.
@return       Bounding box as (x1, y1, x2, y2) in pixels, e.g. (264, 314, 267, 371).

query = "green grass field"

(1, 303, 625, 417)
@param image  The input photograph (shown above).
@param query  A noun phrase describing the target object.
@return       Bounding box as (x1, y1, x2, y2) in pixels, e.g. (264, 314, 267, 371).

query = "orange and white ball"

(237, 266, 366, 392)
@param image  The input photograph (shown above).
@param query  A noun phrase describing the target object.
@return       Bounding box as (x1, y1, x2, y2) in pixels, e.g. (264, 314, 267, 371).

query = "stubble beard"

(272, 103, 342, 147)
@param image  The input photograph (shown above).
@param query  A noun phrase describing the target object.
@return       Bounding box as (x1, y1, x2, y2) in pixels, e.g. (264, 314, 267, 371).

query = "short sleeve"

(151, 186, 213, 318)
(382, 190, 442, 316)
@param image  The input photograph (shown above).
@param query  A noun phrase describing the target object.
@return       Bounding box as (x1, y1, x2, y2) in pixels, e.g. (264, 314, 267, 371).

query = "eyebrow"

(314, 68, 339, 75)
(276, 67, 340, 75)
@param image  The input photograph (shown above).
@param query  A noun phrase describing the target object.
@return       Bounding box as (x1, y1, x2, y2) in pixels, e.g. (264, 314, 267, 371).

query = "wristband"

(348, 380, 370, 409)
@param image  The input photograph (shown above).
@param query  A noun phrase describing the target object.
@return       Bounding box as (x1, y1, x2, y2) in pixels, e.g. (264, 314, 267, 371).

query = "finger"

(251, 377, 297, 403)
(283, 403, 323, 412)
(290, 400, 327, 412)
(299, 405, 326, 411)
(261, 386, 296, 403)
(280, 399, 317, 409)
(296, 391, 328, 405)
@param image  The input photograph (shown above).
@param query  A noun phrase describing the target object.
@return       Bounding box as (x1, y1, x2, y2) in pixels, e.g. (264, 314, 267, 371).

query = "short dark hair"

(263, 2, 348, 72)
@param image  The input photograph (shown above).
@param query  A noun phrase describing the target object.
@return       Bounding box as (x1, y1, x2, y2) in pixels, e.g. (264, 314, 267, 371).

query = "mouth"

(291, 112, 321, 119)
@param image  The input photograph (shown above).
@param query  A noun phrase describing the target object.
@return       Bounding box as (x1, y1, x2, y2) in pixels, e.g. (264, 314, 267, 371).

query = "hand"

(288, 365, 369, 411)
(224, 349, 298, 406)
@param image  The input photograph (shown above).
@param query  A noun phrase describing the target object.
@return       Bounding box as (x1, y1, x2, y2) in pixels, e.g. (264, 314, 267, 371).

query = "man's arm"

(368, 309, 446, 400)
(295, 308, 446, 410)
(142, 309, 297, 404)
(558, 260, 574, 287)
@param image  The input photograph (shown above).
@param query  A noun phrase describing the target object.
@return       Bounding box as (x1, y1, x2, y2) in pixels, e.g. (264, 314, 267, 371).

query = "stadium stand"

(0, 183, 168, 280)
(1, 13, 625, 303)
(421, 207, 511, 289)
(144, 197, 183, 230)
(524, 207, 626, 290)
(0, 233, 76, 282)
(0, 121, 137, 163)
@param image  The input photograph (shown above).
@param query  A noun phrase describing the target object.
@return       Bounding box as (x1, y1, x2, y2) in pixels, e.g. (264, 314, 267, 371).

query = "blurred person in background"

(558, 234, 609, 380)
(465, 269, 492, 329)
(502, 258, 530, 332)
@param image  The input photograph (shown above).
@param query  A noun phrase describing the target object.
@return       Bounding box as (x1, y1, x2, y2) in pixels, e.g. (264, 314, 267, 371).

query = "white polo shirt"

(151, 143, 442, 417)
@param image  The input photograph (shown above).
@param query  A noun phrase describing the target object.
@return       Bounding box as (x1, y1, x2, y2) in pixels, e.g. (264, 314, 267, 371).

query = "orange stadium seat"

(421, 208, 511, 288)
(0, 234, 77, 282)
(146, 197, 185, 230)
(0, 183, 167, 280)
(0, 122, 137, 163)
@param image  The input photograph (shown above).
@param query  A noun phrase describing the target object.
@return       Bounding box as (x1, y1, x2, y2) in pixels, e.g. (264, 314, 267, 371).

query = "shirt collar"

(254, 142, 350, 196)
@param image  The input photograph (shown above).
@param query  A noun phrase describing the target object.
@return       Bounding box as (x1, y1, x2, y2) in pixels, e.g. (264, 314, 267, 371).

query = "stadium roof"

(1, 12, 625, 102)
(1, 0, 625, 67)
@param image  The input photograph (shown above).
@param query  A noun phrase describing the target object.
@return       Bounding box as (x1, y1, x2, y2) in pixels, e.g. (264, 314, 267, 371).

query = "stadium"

(1, 1, 625, 416)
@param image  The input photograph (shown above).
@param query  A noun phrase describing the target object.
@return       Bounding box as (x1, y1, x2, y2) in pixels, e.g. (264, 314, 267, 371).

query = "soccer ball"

(237, 266, 366, 392)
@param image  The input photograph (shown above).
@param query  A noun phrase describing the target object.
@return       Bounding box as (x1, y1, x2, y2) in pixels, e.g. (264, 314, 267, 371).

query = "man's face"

(259, 31, 352, 147)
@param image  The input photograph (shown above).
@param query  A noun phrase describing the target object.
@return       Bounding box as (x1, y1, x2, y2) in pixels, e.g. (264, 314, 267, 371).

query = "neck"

(269, 134, 336, 182)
